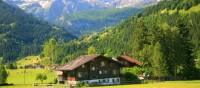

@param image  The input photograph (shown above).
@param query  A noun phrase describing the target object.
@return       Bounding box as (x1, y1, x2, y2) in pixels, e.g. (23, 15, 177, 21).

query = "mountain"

(42, 0, 200, 79)
(4, 0, 159, 36)
(55, 8, 141, 35)
(4, 0, 159, 15)
(0, 0, 75, 61)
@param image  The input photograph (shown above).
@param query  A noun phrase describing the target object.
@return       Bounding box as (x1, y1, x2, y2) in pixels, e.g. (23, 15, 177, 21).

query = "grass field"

(90, 80, 200, 88)
(1, 80, 200, 88)
(6, 69, 56, 84)
(16, 56, 42, 68)
(0, 84, 67, 88)
(0, 84, 32, 88)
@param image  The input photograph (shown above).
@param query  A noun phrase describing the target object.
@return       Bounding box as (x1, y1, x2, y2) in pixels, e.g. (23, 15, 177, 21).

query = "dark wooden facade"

(57, 55, 141, 85)
(62, 55, 121, 80)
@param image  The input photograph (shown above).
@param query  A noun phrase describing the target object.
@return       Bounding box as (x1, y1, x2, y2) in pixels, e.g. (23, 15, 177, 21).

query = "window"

(85, 81, 88, 84)
(124, 61, 129, 65)
(81, 64, 85, 68)
(101, 61, 105, 67)
(103, 70, 108, 74)
(116, 78, 120, 83)
(113, 69, 117, 75)
(112, 79, 115, 83)
(99, 70, 102, 74)
(78, 72, 82, 78)
(103, 79, 106, 82)
(99, 79, 103, 83)
(92, 67, 95, 71)
(107, 79, 110, 82)
(92, 76, 97, 79)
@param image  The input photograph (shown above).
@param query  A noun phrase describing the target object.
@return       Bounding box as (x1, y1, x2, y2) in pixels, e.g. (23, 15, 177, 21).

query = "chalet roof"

(117, 55, 142, 65)
(58, 54, 101, 71)
(58, 55, 142, 71)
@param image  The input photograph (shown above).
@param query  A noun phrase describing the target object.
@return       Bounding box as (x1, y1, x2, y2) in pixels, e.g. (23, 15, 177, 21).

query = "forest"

(54, 7, 141, 36)
(41, 0, 200, 79)
(0, 0, 75, 61)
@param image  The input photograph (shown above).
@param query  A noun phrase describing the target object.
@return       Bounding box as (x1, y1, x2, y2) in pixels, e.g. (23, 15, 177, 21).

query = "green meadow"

(2, 69, 200, 88)
(93, 81, 200, 88)
(6, 69, 56, 84)
(1, 80, 200, 88)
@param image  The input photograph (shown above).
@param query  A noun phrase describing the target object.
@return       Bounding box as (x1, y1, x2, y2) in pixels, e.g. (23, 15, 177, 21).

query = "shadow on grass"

(0, 83, 14, 86)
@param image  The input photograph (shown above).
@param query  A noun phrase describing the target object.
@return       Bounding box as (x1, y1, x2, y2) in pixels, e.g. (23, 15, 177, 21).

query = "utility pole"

(24, 68, 26, 84)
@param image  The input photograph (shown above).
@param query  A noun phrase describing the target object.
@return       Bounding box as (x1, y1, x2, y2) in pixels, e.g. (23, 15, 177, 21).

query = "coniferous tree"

(0, 58, 8, 85)
(151, 42, 168, 79)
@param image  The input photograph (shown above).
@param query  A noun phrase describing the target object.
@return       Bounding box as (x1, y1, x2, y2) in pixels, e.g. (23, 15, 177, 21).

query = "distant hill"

(0, 0, 75, 61)
(4, 0, 159, 36)
(4, 0, 159, 19)
(55, 8, 141, 36)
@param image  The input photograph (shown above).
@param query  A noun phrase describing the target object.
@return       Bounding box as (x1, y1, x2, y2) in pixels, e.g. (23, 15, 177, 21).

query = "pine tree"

(151, 42, 168, 79)
(0, 58, 8, 84)
(42, 38, 57, 64)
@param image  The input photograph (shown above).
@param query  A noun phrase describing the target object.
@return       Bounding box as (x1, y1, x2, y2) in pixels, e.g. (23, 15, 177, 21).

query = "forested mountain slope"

(4, 0, 159, 36)
(43, 0, 200, 79)
(55, 8, 141, 36)
(0, 0, 75, 61)
(4, 0, 158, 21)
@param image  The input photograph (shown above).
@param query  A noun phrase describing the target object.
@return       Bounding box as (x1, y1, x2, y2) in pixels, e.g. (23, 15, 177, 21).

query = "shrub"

(35, 73, 47, 84)
(76, 81, 89, 87)
(0, 65, 8, 84)
(6, 63, 17, 69)
(121, 72, 141, 84)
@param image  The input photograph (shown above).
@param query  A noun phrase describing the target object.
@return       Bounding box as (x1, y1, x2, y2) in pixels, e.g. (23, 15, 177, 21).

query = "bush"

(0, 65, 8, 84)
(35, 73, 47, 84)
(48, 78, 58, 84)
(182, 67, 200, 80)
(6, 63, 17, 69)
(121, 72, 141, 84)
(76, 81, 89, 87)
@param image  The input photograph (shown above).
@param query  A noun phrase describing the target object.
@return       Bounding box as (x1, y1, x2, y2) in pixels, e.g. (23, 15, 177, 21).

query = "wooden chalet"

(57, 54, 142, 85)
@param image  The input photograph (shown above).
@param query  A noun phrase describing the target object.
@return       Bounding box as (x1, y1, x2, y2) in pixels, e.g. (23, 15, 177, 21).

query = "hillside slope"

(45, 0, 200, 79)
(55, 8, 141, 35)
(0, 0, 75, 61)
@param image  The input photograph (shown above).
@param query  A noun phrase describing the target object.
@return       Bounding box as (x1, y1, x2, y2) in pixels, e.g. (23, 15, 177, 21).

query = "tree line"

(41, 0, 200, 80)
(0, 0, 75, 62)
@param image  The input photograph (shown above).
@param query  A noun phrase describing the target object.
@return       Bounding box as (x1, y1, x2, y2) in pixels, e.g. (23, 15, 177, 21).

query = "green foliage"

(196, 50, 200, 69)
(122, 67, 143, 76)
(0, 57, 4, 64)
(42, 38, 57, 64)
(6, 62, 17, 69)
(0, 65, 8, 84)
(0, 1, 75, 62)
(139, 0, 200, 16)
(42, 38, 69, 64)
(76, 81, 89, 87)
(151, 42, 168, 78)
(35, 73, 47, 84)
(55, 8, 141, 35)
(87, 46, 96, 55)
(121, 72, 141, 83)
